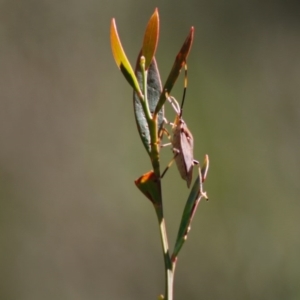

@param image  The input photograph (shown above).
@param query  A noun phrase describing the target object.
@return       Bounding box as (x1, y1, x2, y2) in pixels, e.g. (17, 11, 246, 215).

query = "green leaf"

(154, 27, 194, 116)
(134, 54, 164, 154)
(110, 19, 142, 95)
(142, 8, 159, 70)
(134, 171, 162, 205)
(172, 164, 208, 259)
(133, 9, 162, 155)
(172, 173, 200, 258)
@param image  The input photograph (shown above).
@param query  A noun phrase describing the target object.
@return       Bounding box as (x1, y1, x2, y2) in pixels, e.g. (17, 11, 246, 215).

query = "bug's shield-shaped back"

(172, 118, 194, 188)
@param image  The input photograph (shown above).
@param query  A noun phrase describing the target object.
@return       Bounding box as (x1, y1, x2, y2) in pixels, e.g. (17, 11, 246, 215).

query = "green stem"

(155, 205, 174, 300)
(139, 55, 161, 176)
(140, 55, 174, 299)
(139, 56, 153, 123)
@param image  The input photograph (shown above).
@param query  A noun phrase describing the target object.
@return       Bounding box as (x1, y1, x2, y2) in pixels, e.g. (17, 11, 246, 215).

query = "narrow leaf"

(110, 19, 142, 94)
(142, 8, 159, 70)
(172, 173, 200, 258)
(154, 27, 194, 116)
(172, 165, 207, 259)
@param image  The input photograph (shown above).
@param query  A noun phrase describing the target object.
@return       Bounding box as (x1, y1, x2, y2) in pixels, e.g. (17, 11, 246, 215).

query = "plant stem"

(140, 52, 174, 299)
(155, 205, 174, 300)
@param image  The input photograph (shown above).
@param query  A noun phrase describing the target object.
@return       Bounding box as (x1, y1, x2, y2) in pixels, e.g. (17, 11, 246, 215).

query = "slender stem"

(139, 56, 152, 123)
(155, 205, 174, 300)
(140, 55, 174, 298)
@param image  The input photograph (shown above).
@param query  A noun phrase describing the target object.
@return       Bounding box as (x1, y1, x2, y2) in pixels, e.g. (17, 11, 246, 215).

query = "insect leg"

(166, 95, 181, 115)
(160, 152, 179, 179)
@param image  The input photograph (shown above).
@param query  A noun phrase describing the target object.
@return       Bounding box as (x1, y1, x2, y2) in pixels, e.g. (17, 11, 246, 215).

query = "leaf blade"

(154, 27, 194, 116)
(110, 18, 141, 94)
(133, 54, 163, 154)
(172, 161, 208, 259)
(142, 8, 159, 70)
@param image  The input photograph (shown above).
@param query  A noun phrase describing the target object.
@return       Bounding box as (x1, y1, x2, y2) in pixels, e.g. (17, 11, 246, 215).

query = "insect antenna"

(179, 63, 188, 118)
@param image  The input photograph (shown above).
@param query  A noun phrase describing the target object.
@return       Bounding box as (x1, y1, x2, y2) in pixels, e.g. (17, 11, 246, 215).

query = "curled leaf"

(134, 171, 162, 205)
(201, 154, 209, 182)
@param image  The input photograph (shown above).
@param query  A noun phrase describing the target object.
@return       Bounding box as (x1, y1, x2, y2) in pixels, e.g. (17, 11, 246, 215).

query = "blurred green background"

(1, 1, 300, 299)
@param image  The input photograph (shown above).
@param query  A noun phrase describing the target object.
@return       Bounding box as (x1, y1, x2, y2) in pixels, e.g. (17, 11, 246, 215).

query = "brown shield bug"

(161, 63, 207, 189)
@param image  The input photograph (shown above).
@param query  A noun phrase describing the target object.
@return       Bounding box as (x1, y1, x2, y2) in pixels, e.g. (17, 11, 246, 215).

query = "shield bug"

(165, 95, 199, 188)
(161, 63, 199, 188)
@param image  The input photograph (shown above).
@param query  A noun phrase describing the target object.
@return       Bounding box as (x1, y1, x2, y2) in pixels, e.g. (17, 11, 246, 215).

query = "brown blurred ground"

(1, 1, 300, 299)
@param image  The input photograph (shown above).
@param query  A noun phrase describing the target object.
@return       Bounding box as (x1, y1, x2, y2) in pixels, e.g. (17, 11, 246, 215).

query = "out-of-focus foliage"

(1, 1, 300, 300)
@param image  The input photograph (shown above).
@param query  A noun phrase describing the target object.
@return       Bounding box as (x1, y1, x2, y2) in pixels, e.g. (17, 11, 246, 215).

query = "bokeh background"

(1, 1, 300, 299)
